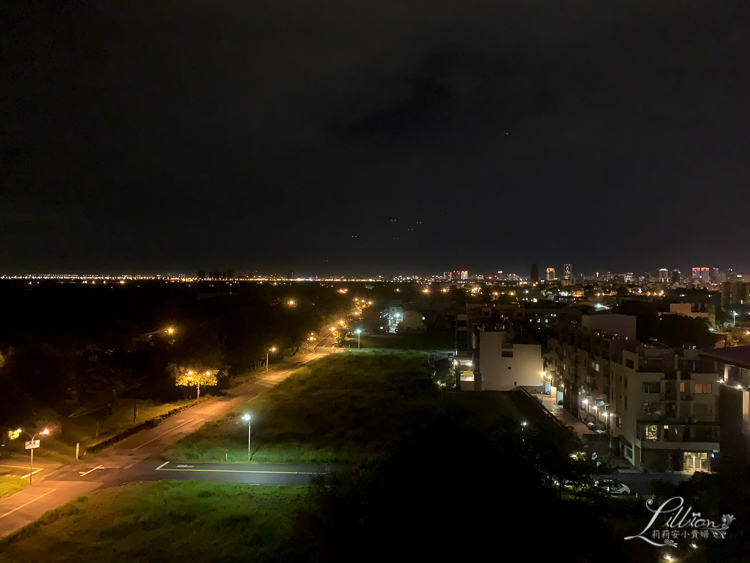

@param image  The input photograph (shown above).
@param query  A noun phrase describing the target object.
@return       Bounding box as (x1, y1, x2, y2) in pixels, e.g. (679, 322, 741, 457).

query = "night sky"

(2, 1, 749, 276)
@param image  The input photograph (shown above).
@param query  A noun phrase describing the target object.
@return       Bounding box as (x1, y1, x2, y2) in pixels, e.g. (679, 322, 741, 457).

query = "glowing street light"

(355, 328, 362, 349)
(22, 428, 50, 486)
(266, 347, 277, 373)
(242, 413, 252, 461)
(165, 327, 175, 335)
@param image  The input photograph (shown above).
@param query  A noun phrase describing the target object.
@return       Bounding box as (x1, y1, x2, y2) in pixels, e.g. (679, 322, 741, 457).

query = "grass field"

(0, 482, 306, 563)
(357, 330, 454, 350)
(1, 399, 198, 464)
(0, 476, 27, 499)
(166, 349, 447, 464)
(165, 345, 532, 465)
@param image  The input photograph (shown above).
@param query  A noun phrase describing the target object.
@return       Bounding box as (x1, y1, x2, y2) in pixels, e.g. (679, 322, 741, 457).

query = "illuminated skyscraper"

(546, 267, 555, 281)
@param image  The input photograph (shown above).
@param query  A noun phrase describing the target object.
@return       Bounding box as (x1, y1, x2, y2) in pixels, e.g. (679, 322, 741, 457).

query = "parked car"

(594, 478, 630, 495)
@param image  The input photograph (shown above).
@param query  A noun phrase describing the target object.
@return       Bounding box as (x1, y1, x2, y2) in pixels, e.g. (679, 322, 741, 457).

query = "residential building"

(398, 310, 426, 332)
(464, 323, 544, 391)
(722, 281, 748, 311)
(698, 346, 750, 521)
(612, 347, 720, 471)
(546, 267, 556, 281)
(547, 314, 721, 471)
(455, 303, 497, 360)
(563, 264, 572, 280)
(661, 302, 715, 326)
(658, 268, 669, 282)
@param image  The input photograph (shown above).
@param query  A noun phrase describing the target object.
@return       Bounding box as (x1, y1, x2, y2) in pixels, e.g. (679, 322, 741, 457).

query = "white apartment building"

(547, 314, 721, 471)
(464, 325, 543, 391)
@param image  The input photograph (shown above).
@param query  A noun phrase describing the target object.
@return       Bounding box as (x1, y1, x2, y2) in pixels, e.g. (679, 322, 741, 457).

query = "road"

(614, 470, 694, 496)
(0, 338, 335, 539)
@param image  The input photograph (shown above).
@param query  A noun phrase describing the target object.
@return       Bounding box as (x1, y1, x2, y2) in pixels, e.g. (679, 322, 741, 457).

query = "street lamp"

(266, 347, 276, 373)
(23, 428, 50, 486)
(732, 311, 738, 326)
(355, 328, 362, 349)
(242, 413, 252, 461)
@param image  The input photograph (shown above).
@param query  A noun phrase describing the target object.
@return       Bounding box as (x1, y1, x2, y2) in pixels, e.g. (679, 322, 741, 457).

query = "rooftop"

(700, 346, 750, 370)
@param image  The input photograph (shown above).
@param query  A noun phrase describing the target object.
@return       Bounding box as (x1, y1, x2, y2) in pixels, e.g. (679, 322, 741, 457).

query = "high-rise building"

(658, 268, 669, 282)
(460, 270, 469, 281)
(496, 271, 504, 281)
(563, 264, 572, 280)
(692, 267, 710, 281)
(721, 282, 748, 310)
(671, 270, 681, 285)
(507, 273, 519, 282)
(530, 264, 540, 284)
(546, 267, 555, 281)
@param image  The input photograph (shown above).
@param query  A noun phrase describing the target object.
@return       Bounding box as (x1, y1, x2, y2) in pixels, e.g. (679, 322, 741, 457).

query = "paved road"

(0, 339, 334, 539)
(615, 470, 694, 496)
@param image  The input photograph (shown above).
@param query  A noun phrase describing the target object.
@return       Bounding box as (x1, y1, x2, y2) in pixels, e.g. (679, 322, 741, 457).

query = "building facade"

(547, 314, 721, 471)
(465, 324, 544, 391)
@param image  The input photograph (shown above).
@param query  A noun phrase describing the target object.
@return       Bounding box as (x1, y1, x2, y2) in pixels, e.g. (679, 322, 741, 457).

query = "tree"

(173, 366, 218, 402)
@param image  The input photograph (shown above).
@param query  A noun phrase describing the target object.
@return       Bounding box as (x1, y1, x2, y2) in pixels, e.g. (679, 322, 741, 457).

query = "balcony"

(680, 393, 694, 401)
(638, 363, 667, 373)
(660, 391, 677, 401)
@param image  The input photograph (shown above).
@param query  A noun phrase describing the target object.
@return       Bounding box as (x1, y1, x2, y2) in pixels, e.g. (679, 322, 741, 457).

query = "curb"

(83, 401, 197, 456)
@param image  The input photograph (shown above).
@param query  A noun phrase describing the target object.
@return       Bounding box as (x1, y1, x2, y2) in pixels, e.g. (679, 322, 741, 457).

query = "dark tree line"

(0, 281, 351, 431)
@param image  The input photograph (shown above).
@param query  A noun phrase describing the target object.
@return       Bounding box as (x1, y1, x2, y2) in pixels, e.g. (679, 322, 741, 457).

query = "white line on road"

(18, 468, 43, 479)
(155, 461, 169, 470)
(131, 419, 195, 451)
(155, 467, 319, 475)
(78, 465, 104, 477)
(0, 489, 57, 520)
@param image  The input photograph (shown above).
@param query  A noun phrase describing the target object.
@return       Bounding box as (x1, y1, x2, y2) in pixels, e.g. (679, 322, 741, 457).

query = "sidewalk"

(0, 482, 101, 538)
(539, 396, 594, 438)
(0, 347, 331, 539)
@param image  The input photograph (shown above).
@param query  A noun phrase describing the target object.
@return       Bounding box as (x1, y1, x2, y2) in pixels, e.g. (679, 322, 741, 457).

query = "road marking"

(79, 465, 104, 477)
(155, 461, 169, 470)
(155, 467, 319, 475)
(131, 419, 195, 451)
(0, 489, 56, 520)
(0, 464, 40, 471)
(19, 468, 44, 479)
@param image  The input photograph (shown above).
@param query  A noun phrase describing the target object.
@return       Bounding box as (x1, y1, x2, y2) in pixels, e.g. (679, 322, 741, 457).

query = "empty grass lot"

(165, 347, 530, 465)
(0, 482, 306, 563)
(166, 350, 445, 464)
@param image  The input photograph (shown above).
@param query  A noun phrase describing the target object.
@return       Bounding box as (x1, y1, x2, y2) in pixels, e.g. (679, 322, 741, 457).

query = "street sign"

(25, 440, 40, 449)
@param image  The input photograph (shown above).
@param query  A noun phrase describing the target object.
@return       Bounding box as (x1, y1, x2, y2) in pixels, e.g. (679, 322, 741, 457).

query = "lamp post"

(242, 413, 252, 461)
(23, 428, 49, 486)
(266, 347, 276, 373)
(355, 328, 362, 349)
